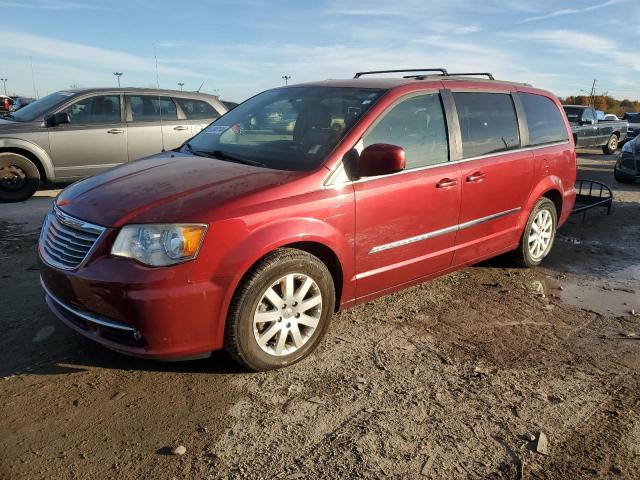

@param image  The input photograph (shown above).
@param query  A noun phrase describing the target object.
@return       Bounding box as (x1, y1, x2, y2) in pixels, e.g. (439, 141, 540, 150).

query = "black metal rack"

(353, 68, 495, 80)
(354, 68, 449, 79)
(572, 179, 613, 222)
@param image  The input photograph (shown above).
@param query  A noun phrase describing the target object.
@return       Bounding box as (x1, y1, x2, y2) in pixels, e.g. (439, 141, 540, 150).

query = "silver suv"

(0, 88, 227, 201)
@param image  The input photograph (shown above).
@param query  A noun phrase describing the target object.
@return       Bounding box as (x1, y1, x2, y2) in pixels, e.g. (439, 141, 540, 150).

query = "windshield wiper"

(183, 143, 265, 167)
(210, 150, 265, 167)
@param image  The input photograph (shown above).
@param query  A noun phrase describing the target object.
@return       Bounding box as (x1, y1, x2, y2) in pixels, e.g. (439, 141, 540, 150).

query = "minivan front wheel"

(514, 197, 557, 267)
(225, 248, 335, 371)
(0, 152, 40, 202)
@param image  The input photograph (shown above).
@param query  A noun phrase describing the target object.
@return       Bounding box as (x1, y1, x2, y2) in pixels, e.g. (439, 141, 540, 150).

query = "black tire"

(0, 152, 40, 202)
(602, 134, 619, 154)
(614, 168, 635, 184)
(512, 197, 558, 268)
(224, 248, 336, 371)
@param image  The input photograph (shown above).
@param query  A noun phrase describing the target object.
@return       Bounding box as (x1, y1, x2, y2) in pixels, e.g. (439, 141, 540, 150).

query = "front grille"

(40, 205, 105, 270)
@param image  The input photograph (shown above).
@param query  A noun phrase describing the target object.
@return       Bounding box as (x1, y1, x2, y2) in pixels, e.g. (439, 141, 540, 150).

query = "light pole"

(178, 82, 184, 91)
(282, 75, 291, 86)
(113, 72, 123, 88)
(0, 78, 7, 96)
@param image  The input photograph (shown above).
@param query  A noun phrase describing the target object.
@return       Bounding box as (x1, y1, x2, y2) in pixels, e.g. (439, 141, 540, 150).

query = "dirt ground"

(1, 151, 639, 479)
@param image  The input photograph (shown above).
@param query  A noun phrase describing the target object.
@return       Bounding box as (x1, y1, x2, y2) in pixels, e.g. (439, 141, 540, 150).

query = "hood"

(0, 118, 43, 132)
(56, 152, 306, 227)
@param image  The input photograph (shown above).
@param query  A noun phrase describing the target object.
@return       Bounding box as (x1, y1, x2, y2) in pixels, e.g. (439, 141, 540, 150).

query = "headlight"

(622, 141, 633, 153)
(111, 224, 207, 266)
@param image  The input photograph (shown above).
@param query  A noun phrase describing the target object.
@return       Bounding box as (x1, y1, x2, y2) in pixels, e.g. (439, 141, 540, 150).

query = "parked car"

(603, 114, 619, 121)
(615, 136, 639, 183)
(621, 112, 639, 121)
(563, 105, 627, 154)
(8, 97, 35, 112)
(0, 95, 14, 113)
(0, 88, 227, 201)
(39, 69, 577, 371)
(624, 112, 639, 143)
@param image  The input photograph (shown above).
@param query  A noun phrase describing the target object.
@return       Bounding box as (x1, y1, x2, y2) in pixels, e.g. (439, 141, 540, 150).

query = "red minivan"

(39, 69, 576, 371)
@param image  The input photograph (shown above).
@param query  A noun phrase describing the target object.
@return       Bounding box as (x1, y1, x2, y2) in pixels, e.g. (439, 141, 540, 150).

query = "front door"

(48, 94, 127, 179)
(450, 91, 533, 266)
(354, 92, 461, 299)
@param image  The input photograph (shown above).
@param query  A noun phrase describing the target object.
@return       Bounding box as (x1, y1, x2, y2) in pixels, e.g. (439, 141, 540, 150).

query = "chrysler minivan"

(39, 69, 576, 371)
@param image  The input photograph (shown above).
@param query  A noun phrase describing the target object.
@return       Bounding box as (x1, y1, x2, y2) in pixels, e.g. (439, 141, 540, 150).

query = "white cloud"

(0, 0, 106, 10)
(518, 0, 628, 24)
(0, 30, 203, 78)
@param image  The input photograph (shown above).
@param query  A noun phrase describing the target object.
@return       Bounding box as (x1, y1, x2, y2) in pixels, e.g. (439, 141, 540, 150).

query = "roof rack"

(353, 68, 448, 79)
(447, 72, 495, 80)
(354, 69, 496, 81)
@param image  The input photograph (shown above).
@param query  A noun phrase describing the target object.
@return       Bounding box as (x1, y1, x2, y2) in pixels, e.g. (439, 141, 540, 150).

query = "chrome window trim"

(40, 276, 139, 334)
(369, 207, 521, 254)
(324, 140, 570, 187)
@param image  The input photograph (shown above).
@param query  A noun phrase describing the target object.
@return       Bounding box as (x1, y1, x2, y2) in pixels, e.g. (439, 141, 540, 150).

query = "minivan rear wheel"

(513, 197, 557, 267)
(224, 248, 335, 371)
(0, 152, 40, 202)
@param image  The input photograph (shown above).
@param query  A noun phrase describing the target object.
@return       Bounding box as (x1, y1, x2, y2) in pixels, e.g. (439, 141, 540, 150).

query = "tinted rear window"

(128, 95, 178, 122)
(175, 98, 219, 120)
(453, 92, 520, 158)
(520, 93, 569, 146)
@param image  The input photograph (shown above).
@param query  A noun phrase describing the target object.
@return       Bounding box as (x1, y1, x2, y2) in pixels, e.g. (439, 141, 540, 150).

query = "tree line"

(560, 95, 640, 117)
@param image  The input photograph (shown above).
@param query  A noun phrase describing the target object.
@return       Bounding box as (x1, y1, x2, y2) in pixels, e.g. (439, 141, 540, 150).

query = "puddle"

(531, 277, 639, 317)
(610, 264, 640, 282)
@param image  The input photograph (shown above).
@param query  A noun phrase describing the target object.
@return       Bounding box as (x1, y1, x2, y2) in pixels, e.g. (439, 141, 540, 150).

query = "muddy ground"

(1, 151, 639, 479)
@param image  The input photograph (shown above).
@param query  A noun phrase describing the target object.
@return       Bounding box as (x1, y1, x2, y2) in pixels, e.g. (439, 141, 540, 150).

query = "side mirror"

(45, 111, 70, 127)
(581, 118, 596, 126)
(357, 143, 406, 178)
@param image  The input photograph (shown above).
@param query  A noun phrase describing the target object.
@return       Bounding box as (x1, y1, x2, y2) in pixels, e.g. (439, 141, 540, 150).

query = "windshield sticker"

(206, 125, 230, 135)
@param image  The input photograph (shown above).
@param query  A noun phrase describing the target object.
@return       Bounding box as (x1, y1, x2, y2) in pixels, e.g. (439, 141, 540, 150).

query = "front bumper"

(616, 153, 640, 177)
(39, 255, 229, 360)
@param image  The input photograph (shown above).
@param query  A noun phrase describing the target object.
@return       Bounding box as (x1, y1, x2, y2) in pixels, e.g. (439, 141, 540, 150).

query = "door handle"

(107, 129, 124, 134)
(436, 178, 458, 189)
(466, 171, 486, 183)
(173, 126, 189, 131)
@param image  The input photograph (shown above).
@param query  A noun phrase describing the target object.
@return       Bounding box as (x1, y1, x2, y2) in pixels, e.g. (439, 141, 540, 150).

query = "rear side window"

(128, 95, 178, 122)
(520, 93, 569, 146)
(175, 98, 219, 120)
(363, 93, 449, 169)
(453, 92, 520, 158)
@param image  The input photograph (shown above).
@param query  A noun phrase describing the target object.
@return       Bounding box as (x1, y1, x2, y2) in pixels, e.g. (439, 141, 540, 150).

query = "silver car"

(0, 88, 227, 201)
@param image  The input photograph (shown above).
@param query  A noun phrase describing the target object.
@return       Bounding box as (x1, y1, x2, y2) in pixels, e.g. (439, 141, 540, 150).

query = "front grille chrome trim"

(40, 276, 139, 334)
(39, 205, 106, 271)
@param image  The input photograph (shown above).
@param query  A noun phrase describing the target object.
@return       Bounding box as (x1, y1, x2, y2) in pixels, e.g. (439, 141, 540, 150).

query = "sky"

(0, 0, 638, 103)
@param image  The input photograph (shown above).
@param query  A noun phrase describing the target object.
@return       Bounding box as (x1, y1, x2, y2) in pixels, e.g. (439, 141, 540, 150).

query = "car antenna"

(196, 81, 205, 93)
(154, 43, 166, 152)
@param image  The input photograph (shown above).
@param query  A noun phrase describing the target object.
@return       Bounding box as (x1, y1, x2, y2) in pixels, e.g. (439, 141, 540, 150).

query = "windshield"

(563, 107, 584, 122)
(184, 86, 385, 171)
(8, 92, 75, 122)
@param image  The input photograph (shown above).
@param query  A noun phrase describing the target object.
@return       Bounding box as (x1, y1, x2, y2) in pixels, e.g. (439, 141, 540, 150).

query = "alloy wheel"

(527, 209, 553, 260)
(253, 273, 323, 356)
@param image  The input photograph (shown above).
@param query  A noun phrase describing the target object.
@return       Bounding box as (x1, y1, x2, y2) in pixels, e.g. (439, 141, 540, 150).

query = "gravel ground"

(1, 151, 639, 479)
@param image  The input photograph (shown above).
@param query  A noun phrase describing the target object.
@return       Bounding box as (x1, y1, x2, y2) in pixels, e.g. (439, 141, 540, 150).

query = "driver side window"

(63, 95, 121, 125)
(363, 93, 449, 169)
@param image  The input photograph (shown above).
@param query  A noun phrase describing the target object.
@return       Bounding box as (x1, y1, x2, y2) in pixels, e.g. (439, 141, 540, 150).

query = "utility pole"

(0, 78, 7, 96)
(113, 72, 123, 88)
(282, 75, 291, 86)
(589, 79, 597, 108)
(178, 82, 184, 91)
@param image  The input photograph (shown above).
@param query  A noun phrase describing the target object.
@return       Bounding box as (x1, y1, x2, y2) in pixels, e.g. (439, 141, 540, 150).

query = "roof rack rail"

(447, 72, 495, 80)
(354, 68, 448, 79)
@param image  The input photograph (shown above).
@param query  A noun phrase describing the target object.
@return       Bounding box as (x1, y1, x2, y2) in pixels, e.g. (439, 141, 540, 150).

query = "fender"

(519, 175, 571, 230)
(211, 216, 354, 347)
(0, 137, 55, 181)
